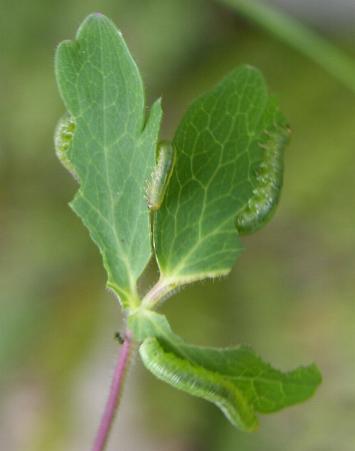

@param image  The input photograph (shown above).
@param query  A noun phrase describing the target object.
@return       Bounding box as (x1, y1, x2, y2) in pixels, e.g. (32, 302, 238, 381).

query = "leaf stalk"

(141, 278, 178, 309)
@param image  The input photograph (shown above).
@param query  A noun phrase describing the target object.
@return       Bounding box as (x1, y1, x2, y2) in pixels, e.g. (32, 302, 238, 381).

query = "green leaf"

(154, 66, 289, 285)
(55, 14, 162, 308)
(129, 310, 321, 431)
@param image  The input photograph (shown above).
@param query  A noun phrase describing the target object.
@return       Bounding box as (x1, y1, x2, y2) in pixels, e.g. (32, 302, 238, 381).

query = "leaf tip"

(75, 12, 121, 40)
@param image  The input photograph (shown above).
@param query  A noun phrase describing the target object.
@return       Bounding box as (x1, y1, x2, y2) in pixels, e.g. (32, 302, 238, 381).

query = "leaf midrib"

(97, 24, 136, 297)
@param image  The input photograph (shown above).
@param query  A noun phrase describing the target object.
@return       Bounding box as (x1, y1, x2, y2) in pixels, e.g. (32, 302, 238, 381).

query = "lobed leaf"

(153, 66, 289, 285)
(129, 310, 321, 431)
(55, 14, 162, 308)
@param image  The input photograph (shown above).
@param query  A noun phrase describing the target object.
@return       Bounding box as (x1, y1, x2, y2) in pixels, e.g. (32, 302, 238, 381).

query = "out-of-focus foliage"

(1, 1, 355, 450)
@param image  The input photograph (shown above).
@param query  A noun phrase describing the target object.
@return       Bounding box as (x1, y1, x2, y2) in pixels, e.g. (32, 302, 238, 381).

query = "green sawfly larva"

(54, 114, 78, 181)
(147, 141, 175, 211)
(235, 124, 290, 234)
(139, 337, 257, 431)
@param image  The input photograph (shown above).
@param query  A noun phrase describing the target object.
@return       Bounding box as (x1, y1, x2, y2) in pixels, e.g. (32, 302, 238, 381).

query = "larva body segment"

(235, 123, 290, 235)
(139, 337, 257, 432)
(147, 141, 175, 211)
(54, 114, 78, 181)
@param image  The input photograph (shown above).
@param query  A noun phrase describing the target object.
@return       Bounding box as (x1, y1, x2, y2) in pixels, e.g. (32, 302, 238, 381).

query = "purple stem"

(92, 330, 136, 451)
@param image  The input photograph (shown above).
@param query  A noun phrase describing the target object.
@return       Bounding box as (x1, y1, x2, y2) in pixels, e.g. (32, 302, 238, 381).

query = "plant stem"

(92, 330, 136, 451)
(141, 278, 178, 309)
(218, 0, 355, 94)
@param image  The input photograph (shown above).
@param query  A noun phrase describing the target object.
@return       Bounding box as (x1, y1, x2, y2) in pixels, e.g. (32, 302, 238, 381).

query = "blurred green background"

(1, 0, 355, 450)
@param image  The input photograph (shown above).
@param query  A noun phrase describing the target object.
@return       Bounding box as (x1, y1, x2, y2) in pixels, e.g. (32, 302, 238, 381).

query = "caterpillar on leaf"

(235, 123, 290, 235)
(147, 141, 175, 211)
(54, 114, 78, 181)
(139, 337, 257, 432)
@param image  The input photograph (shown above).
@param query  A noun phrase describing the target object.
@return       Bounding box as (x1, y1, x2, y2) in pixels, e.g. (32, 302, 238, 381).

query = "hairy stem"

(219, 0, 355, 94)
(92, 330, 136, 451)
(141, 278, 178, 310)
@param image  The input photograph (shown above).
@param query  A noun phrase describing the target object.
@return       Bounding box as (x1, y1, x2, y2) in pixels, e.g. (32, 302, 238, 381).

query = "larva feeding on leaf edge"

(147, 141, 175, 211)
(235, 123, 290, 235)
(139, 337, 256, 431)
(54, 114, 78, 181)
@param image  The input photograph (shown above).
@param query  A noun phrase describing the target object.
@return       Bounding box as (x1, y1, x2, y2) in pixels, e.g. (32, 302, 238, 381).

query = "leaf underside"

(154, 66, 289, 285)
(129, 311, 322, 431)
(55, 14, 162, 308)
